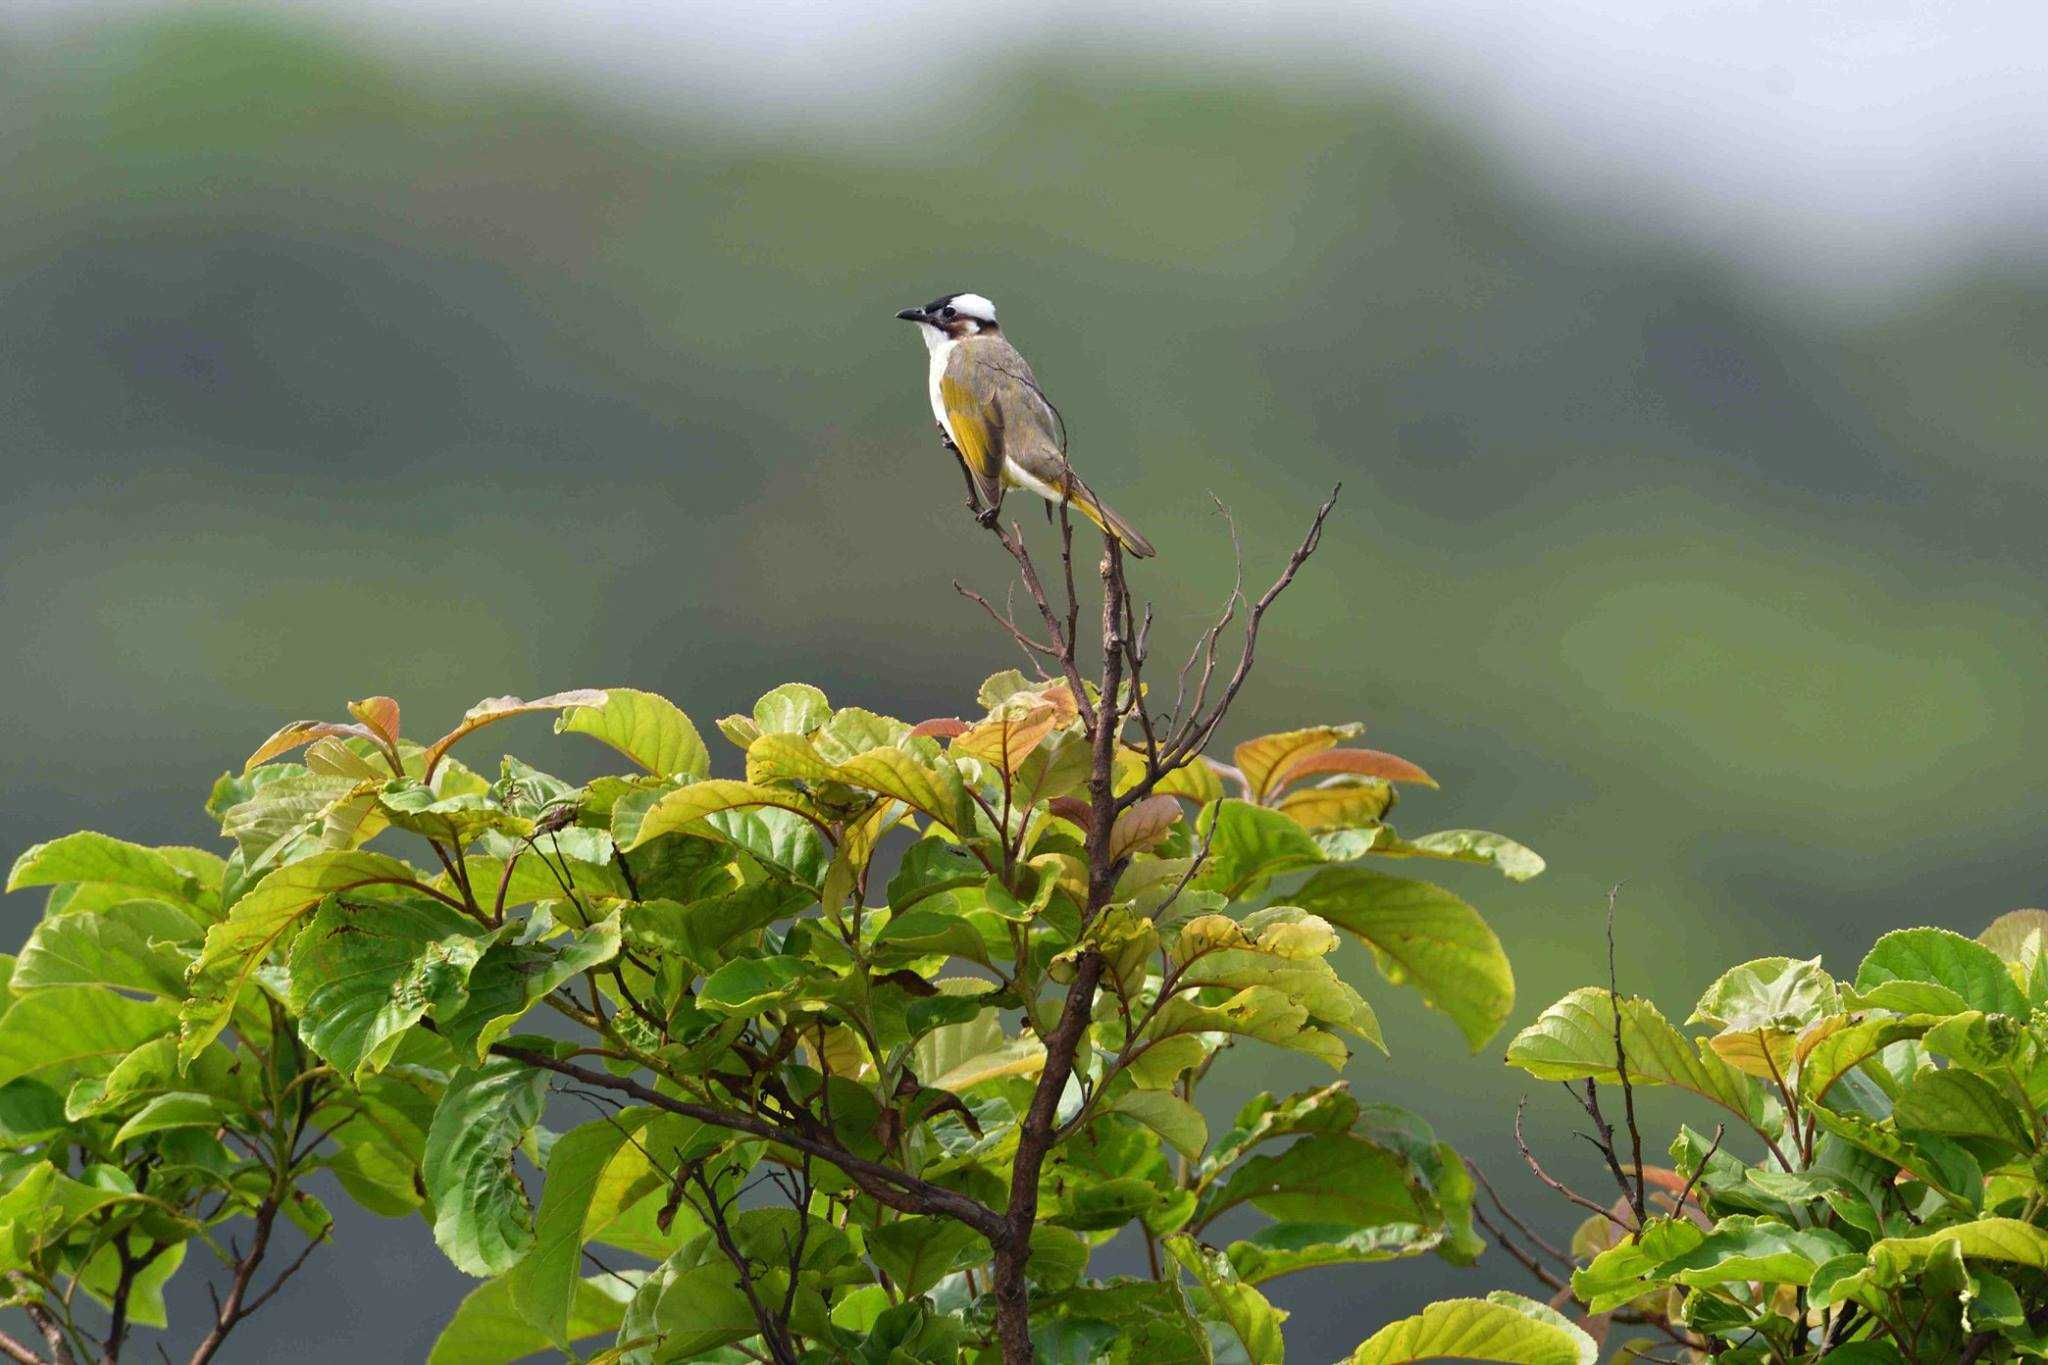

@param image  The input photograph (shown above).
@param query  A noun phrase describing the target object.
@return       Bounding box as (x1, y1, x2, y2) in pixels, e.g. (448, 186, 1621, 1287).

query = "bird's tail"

(1062, 480, 1157, 558)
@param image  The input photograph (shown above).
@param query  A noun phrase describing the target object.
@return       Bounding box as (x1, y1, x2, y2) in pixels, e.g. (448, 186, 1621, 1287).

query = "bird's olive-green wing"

(939, 347, 1007, 509)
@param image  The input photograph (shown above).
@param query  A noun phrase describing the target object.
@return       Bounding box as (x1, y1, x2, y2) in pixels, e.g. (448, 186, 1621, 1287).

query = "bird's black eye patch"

(941, 306, 957, 319)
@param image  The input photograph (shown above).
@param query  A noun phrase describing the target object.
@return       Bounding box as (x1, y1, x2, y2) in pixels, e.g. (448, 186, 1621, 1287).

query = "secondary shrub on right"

(1485, 910, 2048, 1363)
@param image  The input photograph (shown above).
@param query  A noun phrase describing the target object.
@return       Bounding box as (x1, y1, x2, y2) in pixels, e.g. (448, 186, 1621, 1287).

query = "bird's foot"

(975, 505, 1001, 530)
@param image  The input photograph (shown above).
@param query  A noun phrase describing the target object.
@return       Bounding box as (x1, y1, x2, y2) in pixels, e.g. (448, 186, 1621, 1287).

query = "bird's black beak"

(894, 307, 925, 322)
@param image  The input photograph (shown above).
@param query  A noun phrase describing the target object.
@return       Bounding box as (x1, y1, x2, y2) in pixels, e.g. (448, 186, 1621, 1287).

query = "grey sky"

(15, 0, 2048, 284)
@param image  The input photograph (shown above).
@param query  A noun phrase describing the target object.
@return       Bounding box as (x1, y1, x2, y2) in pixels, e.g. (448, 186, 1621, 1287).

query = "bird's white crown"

(947, 293, 997, 323)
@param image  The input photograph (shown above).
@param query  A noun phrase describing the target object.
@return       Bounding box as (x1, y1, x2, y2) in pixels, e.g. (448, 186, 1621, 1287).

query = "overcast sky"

(16, 0, 2048, 287)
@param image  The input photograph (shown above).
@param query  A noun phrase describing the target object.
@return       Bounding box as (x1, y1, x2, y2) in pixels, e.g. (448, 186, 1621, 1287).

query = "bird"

(895, 292, 1156, 558)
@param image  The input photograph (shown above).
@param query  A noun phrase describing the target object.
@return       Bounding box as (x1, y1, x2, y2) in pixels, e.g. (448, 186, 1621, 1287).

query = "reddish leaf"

(1109, 794, 1182, 861)
(952, 704, 1057, 773)
(244, 719, 383, 773)
(1047, 796, 1091, 827)
(1271, 747, 1437, 793)
(347, 696, 402, 750)
(909, 717, 970, 740)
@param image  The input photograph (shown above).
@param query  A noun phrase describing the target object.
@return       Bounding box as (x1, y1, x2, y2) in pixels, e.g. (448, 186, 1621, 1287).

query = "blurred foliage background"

(2, 7, 2044, 1358)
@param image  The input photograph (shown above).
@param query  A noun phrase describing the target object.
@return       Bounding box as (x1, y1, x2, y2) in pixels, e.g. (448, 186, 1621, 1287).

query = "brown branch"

(992, 951, 1106, 1361)
(1570, 1080, 1643, 1228)
(0, 1329, 43, 1365)
(1470, 1202, 1570, 1294)
(185, 1197, 278, 1365)
(985, 520, 1096, 731)
(954, 581, 1059, 669)
(687, 1169, 800, 1365)
(489, 1045, 1003, 1237)
(1465, 1160, 1574, 1269)
(1517, 1098, 1634, 1234)
(1604, 886, 1648, 1223)
(1135, 486, 1340, 806)
(1675, 1123, 1725, 1218)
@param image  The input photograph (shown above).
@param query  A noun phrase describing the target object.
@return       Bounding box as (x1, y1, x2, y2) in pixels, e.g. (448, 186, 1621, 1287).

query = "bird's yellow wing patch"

(939, 374, 1001, 491)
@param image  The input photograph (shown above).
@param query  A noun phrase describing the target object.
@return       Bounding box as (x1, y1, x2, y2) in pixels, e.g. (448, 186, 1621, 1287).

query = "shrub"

(1, 503, 1556, 1363)
(1482, 910, 2048, 1361)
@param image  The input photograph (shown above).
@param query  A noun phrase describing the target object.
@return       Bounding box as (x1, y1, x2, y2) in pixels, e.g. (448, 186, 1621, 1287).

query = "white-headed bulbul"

(895, 292, 1156, 557)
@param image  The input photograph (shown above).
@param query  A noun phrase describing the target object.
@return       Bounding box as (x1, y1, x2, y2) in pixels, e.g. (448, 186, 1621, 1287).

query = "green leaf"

(1656, 1214, 1853, 1288)
(1690, 956, 1840, 1032)
(111, 1090, 231, 1146)
(437, 918, 622, 1064)
(1291, 869, 1514, 1050)
(865, 1216, 990, 1298)
(419, 690, 611, 781)
(1570, 1218, 1706, 1313)
(1506, 988, 1760, 1125)
(1792, 1013, 1939, 1103)
(1817, 1220, 2048, 1314)
(621, 779, 825, 850)
(286, 893, 491, 1080)
(0, 1162, 129, 1272)
(1141, 988, 1349, 1075)
(0, 987, 180, 1090)
(885, 838, 986, 911)
(697, 955, 815, 1017)
(1200, 1084, 1358, 1181)
(1345, 1292, 1595, 1364)
(181, 849, 426, 1063)
(1164, 1235, 1286, 1365)
(424, 1052, 552, 1276)
(508, 1109, 675, 1344)
(649, 1261, 772, 1357)
(1195, 1133, 1433, 1233)
(1112, 1090, 1208, 1160)
(622, 881, 807, 973)
(1174, 919, 1383, 1052)
(1855, 928, 2027, 1018)
(834, 747, 977, 837)
(1367, 828, 1546, 881)
(873, 908, 996, 969)
(754, 682, 832, 734)
(1192, 801, 1327, 899)
(13, 899, 200, 997)
(7, 832, 205, 907)
(1979, 908, 2048, 972)
(556, 687, 710, 779)
(427, 1273, 632, 1365)
(1894, 1069, 2035, 1149)
(1226, 1222, 1455, 1285)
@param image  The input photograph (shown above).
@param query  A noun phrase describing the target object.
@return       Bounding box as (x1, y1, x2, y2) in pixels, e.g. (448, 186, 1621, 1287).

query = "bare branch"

(1605, 886, 1648, 1222)
(1465, 1160, 1574, 1269)
(489, 1045, 1003, 1238)
(1145, 486, 1340, 800)
(1674, 1123, 1725, 1218)
(1517, 1098, 1633, 1234)
(954, 581, 1059, 669)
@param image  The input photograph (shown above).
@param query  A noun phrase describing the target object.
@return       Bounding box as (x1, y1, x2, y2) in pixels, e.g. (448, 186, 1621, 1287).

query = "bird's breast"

(925, 338, 957, 435)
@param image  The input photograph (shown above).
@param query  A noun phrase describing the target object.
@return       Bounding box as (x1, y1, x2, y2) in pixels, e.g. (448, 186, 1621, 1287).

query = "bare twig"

(687, 1169, 800, 1365)
(954, 581, 1059, 668)
(1517, 1099, 1633, 1234)
(1469, 1202, 1570, 1294)
(1605, 886, 1648, 1222)
(1674, 1123, 1725, 1218)
(1465, 1160, 1574, 1269)
(185, 1197, 278, 1365)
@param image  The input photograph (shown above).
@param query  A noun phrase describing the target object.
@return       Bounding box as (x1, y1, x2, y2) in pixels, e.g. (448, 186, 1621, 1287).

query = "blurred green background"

(3, 5, 2044, 1358)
